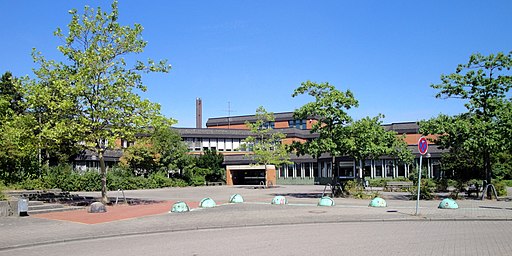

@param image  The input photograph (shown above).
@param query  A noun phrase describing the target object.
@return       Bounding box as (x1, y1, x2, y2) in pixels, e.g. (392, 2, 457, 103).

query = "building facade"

(176, 112, 444, 186)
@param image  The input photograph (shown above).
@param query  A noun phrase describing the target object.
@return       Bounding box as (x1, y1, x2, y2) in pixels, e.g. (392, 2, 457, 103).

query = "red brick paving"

(33, 201, 200, 224)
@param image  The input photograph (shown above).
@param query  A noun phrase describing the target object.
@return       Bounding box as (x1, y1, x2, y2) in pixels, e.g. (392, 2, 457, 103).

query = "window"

(313, 163, 320, 178)
(279, 165, 286, 178)
(287, 164, 294, 178)
(288, 119, 307, 129)
(218, 139, 225, 151)
(304, 163, 311, 178)
(225, 139, 233, 151)
(295, 164, 303, 178)
(261, 121, 275, 129)
(375, 160, 383, 177)
(233, 139, 240, 151)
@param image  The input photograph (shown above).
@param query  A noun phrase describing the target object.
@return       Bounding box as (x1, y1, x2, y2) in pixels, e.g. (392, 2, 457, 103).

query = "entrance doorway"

(231, 169, 265, 185)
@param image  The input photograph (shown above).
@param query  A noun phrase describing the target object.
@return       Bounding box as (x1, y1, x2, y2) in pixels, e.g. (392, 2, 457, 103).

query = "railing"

(115, 189, 127, 205)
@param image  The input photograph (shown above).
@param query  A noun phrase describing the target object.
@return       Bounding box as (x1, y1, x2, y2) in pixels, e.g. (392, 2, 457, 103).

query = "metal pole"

(415, 155, 423, 215)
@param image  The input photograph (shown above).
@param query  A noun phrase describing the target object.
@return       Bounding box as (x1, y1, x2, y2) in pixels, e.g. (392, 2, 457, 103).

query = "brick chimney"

(196, 98, 202, 128)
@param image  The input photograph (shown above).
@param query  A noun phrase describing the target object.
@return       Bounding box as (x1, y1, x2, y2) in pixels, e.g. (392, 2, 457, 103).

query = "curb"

(2, 217, 512, 252)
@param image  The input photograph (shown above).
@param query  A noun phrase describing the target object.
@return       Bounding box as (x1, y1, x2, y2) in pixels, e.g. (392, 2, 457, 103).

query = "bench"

(385, 181, 413, 192)
(467, 185, 481, 197)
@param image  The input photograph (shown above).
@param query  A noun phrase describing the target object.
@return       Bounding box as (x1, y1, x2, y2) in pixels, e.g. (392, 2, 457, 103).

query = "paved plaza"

(1, 185, 512, 255)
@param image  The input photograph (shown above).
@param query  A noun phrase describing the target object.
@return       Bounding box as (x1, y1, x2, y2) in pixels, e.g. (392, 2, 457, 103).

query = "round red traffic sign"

(418, 137, 428, 155)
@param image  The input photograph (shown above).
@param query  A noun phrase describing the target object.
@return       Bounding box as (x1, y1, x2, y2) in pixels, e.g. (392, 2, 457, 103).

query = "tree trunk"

(359, 159, 364, 179)
(331, 155, 336, 181)
(484, 150, 492, 199)
(99, 148, 108, 204)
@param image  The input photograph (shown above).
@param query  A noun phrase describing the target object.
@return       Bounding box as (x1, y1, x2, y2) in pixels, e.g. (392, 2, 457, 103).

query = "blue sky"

(1, 1, 511, 127)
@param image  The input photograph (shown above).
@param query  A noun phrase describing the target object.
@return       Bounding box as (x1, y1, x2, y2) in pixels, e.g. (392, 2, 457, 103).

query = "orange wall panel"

(208, 124, 249, 129)
(274, 121, 289, 129)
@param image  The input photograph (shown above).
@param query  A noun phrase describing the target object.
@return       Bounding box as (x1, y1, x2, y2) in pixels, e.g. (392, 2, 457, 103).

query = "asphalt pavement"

(1, 185, 512, 254)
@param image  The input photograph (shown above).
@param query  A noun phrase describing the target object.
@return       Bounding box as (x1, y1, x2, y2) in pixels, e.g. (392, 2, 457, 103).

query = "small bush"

(11, 165, 188, 192)
(368, 177, 409, 188)
(408, 178, 436, 200)
(0, 181, 7, 201)
(147, 172, 174, 188)
(500, 180, 512, 187)
(16, 178, 46, 190)
(493, 181, 508, 197)
(344, 180, 375, 199)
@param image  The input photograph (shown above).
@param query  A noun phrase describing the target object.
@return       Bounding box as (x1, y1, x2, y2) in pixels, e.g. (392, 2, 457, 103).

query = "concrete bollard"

(170, 201, 190, 213)
(271, 196, 287, 205)
(438, 198, 458, 209)
(318, 196, 335, 207)
(369, 197, 387, 208)
(17, 198, 29, 216)
(229, 194, 244, 203)
(89, 202, 107, 213)
(199, 198, 216, 208)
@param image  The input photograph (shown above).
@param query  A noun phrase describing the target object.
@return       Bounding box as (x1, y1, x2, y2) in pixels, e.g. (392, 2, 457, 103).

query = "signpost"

(415, 137, 428, 215)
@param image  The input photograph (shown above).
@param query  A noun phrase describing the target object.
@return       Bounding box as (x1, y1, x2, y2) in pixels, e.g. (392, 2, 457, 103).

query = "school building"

(176, 109, 444, 186)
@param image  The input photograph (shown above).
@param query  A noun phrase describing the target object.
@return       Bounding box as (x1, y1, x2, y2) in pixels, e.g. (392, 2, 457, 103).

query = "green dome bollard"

(318, 196, 335, 207)
(199, 197, 217, 208)
(438, 198, 459, 209)
(369, 197, 387, 207)
(229, 194, 244, 203)
(271, 196, 287, 205)
(170, 201, 190, 213)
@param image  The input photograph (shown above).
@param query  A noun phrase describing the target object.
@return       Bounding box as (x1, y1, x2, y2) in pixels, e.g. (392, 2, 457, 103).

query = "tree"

(242, 106, 291, 175)
(347, 115, 413, 179)
(0, 72, 24, 115)
(0, 72, 39, 183)
(152, 124, 190, 174)
(196, 149, 225, 182)
(291, 81, 358, 179)
(423, 52, 512, 191)
(29, 1, 170, 203)
(119, 138, 159, 175)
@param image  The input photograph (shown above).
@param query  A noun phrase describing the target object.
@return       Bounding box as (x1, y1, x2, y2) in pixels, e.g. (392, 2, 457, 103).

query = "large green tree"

(421, 52, 512, 189)
(0, 72, 39, 183)
(347, 115, 413, 179)
(29, 1, 170, 203)
(242, 106, 291, 176)
(291, 81, 358, 179)
(195, 149, 225, 182)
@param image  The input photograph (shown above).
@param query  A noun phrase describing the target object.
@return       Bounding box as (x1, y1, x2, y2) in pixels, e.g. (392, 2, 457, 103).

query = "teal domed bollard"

(318, 196, 335, 207)
(170, 201, 190, 213)
(229, 194, 244, 203)
(199, 197, 217, 208)
(438, 198, 458, 209)
(271, 196, 287, 205)
(369, 197, 387, 207)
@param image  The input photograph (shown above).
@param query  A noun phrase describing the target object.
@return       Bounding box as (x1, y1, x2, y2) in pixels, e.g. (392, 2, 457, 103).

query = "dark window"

(313, 163, 319, 177)
(304, 163, 311, 177)
(287, 164, 294, 177)
(289, 119, 306, 129)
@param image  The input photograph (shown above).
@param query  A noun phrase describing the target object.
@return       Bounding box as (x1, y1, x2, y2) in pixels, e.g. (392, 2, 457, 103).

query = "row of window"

(278, 159, 441, 179)
(184, 138, 248, 152)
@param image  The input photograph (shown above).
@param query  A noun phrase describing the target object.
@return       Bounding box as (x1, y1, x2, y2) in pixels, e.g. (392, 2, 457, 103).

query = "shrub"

(408, 178, 436, 200)
(11, 165, 188, 191)
(0, 181, 6, 201)
(344, 180, 376, 199)
(493, 181, 508, 197)
(15, 178, 47, 190)
(368, 177, 409, 189)
(147, 171, 174, 188)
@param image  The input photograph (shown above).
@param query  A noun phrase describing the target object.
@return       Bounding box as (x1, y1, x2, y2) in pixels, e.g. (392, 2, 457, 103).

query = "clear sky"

(1, 1, 511, 127)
